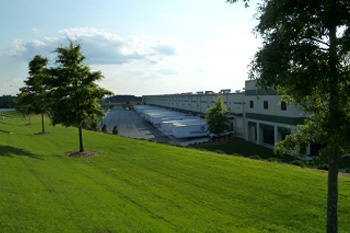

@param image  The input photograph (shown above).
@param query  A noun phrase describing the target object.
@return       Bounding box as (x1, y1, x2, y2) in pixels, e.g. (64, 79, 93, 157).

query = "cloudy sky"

(1, 0, 261, 96)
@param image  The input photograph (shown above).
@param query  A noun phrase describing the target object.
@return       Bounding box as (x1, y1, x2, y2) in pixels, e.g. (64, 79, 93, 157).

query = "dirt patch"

(68, 151, 98, 157)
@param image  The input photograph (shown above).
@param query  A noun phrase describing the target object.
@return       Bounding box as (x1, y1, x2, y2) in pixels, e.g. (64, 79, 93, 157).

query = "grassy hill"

(1, 112, 350, 232)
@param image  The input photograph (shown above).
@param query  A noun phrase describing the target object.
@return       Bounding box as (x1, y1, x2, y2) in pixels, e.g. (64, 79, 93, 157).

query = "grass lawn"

(1, 112, 350, 232)
(191, 138, 350, 169)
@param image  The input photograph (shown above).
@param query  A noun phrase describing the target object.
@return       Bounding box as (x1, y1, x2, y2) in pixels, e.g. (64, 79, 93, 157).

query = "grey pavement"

(101, 106, 210, 146)
(101, 106, 172, 143)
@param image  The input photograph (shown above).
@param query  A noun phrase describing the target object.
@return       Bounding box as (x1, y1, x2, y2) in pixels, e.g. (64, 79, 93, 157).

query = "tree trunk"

(78, 126, 84, 152)
(326, 8, 340, 232)
(41, 114, 45, 133)
(327, 153, 339, 233)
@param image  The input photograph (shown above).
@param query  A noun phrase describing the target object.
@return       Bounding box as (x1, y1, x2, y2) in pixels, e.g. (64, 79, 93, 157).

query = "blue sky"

(1, 0, 261, 96)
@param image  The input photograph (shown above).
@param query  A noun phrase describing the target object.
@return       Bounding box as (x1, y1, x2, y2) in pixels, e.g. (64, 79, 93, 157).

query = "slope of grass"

(190, 139, 295, 161)
(1, 113, 350, 232)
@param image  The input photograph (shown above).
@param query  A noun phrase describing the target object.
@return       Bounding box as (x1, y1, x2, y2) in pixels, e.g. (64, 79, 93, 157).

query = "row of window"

(249, 100, 287, 111)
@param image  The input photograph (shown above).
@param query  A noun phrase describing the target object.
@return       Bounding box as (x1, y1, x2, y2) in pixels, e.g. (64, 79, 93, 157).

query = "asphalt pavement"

(101, 106, 172, 143)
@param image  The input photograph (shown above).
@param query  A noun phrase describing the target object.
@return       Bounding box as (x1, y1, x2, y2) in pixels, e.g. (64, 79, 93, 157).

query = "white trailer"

(161, 117, 202, 134)
(171, 121, 209, 138)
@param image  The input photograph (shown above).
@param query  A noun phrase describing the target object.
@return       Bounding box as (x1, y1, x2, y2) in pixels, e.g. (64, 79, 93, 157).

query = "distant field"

(1, 112, 350, 232)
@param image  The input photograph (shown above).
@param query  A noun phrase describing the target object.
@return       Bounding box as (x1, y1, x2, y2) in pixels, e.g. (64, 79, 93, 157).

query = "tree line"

(16, 41, 113, 153)
(0, 95, 16, 108)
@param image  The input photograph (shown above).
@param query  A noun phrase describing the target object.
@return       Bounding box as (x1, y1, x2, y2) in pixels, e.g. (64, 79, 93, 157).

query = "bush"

(90, 121, 99, 131)
(291, 160, 305, 167)
(112, 125, 119, 135)
(317, 164, 328, 171)
(102, 124, 108, 133)
(345, 168, 350, 173)
(268, 157, 281, 163)
(249, 154, 262, 160)
(215, 150, 226, 154)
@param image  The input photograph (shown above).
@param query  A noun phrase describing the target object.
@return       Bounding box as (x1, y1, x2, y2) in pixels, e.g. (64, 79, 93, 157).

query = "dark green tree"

(17, 55, 50, 132)
(205, 96, 231, 137)
(50, 41, 112, 153)
(112, 125, 119, 135)
(15, 91, 34, 125)
(102, 124, 108, 133)
(228, 0, 350, 232)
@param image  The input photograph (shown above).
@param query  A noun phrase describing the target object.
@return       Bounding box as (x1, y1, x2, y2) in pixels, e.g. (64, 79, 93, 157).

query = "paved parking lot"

(102, 107, 172, 143)
(101, 107, 210, 146)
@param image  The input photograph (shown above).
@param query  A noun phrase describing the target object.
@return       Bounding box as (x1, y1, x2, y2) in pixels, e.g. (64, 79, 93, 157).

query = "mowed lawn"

(1, 113, 350, 233)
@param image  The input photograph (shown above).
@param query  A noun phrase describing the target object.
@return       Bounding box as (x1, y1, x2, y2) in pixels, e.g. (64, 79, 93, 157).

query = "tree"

(205, 95, 231, 137)
(17, 55, 50, 131)
(49, 41, 112, 153)
(15, 91, 34, 125)
(112, 125, 119, 135)
(228, 0, 350, 232)
(102, 124, 108, 133)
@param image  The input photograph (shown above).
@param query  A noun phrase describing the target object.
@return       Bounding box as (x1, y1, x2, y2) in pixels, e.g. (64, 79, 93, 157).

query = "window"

(263, 128, 274, 145)
(250, 100, 254, 108)
(281, 101, 287, 111)
(263, 101, 268, 109)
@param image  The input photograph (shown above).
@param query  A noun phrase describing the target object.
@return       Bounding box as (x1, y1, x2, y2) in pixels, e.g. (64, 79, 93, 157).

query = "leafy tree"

(17, 55, 50, 132)
(15, 91, 34, 125)
(228, 0, 350, 232)
(205, 96, 231, 137)
(50, 41, 113, 153)
(102, 124, 108, 133)
(112, 125, 119, 135)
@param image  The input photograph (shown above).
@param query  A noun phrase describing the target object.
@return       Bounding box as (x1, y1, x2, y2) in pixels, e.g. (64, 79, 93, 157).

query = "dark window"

(263, 101, 268, 109)
(263, 128, 274, 145)
(250, 100, 254, 108)
(281, 101, 287, 111)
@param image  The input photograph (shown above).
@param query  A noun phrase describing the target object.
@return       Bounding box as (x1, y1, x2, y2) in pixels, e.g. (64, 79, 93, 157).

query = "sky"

(1, 0, 261, 96)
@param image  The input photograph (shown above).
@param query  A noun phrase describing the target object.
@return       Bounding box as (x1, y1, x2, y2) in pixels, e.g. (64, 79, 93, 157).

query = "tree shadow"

(0, 129, 11, 134)
(0, 145, 43, 160)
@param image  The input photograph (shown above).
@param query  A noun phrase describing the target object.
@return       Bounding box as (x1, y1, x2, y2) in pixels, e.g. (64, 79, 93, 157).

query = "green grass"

(1, 113, 350, 232)
(190, 139, 296, 162)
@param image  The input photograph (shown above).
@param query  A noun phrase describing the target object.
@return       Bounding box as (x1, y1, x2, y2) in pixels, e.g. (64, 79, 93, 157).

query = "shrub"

(317, 164, 329, 171)
(215, 150, 226, 154)
(291, 160, 305, 168)
(268, 157, 281, 163)
(249, 154, 262, 160)
(345, 168, 350, 173)
(112, 125, 119, 135)
(90, 121, 99, 131)
(102, 124, 108, 133)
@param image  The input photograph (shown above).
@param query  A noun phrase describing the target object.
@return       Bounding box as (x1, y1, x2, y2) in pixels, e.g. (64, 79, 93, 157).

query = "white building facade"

(142, 80, 312, 153)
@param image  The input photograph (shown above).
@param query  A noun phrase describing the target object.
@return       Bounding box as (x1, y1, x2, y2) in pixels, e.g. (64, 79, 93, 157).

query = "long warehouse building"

(142, 80, 318, 155)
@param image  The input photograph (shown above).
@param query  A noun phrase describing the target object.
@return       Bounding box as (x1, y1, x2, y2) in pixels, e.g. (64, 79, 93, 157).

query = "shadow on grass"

(0, 145, 43, 160)
(0, 129, 11, 134)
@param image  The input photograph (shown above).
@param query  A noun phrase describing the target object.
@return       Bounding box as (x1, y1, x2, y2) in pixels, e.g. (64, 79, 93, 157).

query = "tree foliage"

(17, 55, 50, 132)
(228, 0, 350, 232)
(205, 96, 231, 137)
(49, 42, 112, 152)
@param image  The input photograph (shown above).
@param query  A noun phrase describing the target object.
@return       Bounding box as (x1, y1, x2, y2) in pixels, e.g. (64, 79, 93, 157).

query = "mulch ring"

(68, 151, 99, 157)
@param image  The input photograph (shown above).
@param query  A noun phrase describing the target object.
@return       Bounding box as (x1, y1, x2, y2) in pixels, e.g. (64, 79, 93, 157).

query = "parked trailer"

(171, 121, 209, 138)
(161, 118, 202, 134)
(150, 113, 190, 125)
(144, 111, 177, 123)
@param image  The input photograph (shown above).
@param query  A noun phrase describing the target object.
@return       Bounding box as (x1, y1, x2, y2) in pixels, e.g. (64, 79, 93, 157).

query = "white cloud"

(158, 68, 179, 75)
(7, 28, 180, 66)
